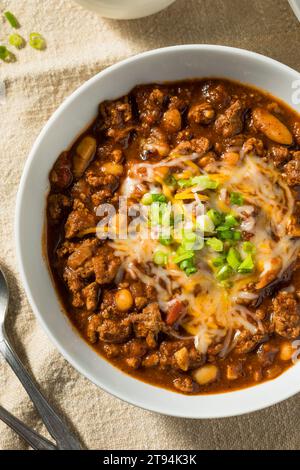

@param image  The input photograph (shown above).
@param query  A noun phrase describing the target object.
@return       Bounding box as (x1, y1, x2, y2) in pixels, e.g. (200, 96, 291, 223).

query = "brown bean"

(192, 364, 219, 385)
(222, 151, 240, 166)
(279, 342, 293, 361)
(162, 108, 182, 133)
(174, 347, 189, 371)
(101, 162, 124, 176)
(252, 108, 293, 145)
(115, 289, 133, 312)
(73, 136, 96, 178)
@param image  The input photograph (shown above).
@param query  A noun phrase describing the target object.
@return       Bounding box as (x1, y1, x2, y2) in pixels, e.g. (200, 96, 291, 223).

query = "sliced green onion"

(160, 205, 171, 229)
(190, 175, 219, 190)
(141, 193, 153, 205)
(218, 230, 234, 240)
(164, 174, 177, 187)
(179, 258, 197, 276)
(4, 11, 20, 28)
(173, 248, 194, 264)
(230, 192, 244, 206)
(9, 33, 25, 49)
(216, 225, 230, 231)
(153, 251, 168, 266)
(206, 237, 224, 252)
(159, 236, 173, 246)
(141, 193, 167, 206)
(29, 32, 46, 51)
(180, 259, 193, 270)
(177, 178, 192, 188)
(185, 267, 197, 276)
(0, 45, 16, 62)
(216, 265, 233, 281)
(182, 232, 204, 251)
(182, 231, 197, 243)
(197, 214, 215, 233)
(0, 46, 8, 60)
(182, 231, 197, 250)
(227, 247, 241, 271)
(232, 230, 242, 241)
(177, 175, 219, 190)
(152, 193, 167, 203)
(243, 241, 255, 253)
(207, 209, 224, 226)
(212, 255, 226, 267)
(224, 214, 239, 228)
(220, 279, 233, 289)
(238, 254, 254, 273)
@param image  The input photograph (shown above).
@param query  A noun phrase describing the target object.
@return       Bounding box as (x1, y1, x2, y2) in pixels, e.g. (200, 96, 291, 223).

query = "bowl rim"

(15, 44, 300, 419)
(289, 0, 300, 21)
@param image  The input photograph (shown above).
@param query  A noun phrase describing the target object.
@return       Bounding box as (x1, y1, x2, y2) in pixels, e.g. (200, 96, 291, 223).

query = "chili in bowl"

(16, 46, 300, 417)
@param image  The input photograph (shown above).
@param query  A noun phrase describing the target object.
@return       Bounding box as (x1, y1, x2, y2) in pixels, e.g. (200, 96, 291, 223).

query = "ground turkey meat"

(82, 282, 100, 311)
(268, 145, 290, 167)
(85, 164, 120, 191)
(172, 137, 211, 156)
(284, 158, 300, 186)
(130, 303, 163, 348)
(63, 269, 84, 308)
(272, 291, 300, 339)
(92, 246, 121, 285)
(129, 281, 156, 310)
(99, 98, 132, 130)
(293, 122, 300, 146)
(87, 314, 101, 343)
(122, 339, 148, 358)
(203, 82, 230, 109)
(159, 340, 204, 371)
(188, 102, 215, 125)
(242, 137, 265, 158)
(48, 194, 71, 223)
(234, 328, 268, 354)
(215, 100, 244, 138)
(65, 201, 96, 239)
(98, 318, 132, 343)
(173, 376, 198, 393)
(136, 88, 165, 128)
(66, 239, 98, 270)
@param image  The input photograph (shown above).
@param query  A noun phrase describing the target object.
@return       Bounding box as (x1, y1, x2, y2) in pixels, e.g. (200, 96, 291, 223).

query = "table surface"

(0, 0, 299, 450)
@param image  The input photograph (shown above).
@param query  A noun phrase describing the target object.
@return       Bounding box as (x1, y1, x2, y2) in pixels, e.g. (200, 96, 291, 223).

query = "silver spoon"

(0, 267, 82, 450)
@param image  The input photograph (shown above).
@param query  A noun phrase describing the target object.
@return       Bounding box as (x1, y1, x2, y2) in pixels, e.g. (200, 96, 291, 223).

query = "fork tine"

(0, 405, 57, 450)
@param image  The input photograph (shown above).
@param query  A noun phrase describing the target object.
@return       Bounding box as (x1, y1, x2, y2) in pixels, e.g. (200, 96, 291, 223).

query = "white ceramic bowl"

(289, 0, 300, 21)
(74, 0, 176, 20)
(16, 45, 300, 418)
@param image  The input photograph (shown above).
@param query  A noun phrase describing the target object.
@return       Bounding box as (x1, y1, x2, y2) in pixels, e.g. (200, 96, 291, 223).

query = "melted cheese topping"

(109, 154, 300, 355)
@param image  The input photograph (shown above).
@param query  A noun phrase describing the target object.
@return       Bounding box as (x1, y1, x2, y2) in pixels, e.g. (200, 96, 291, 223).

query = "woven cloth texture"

(0, 0, 299, 450)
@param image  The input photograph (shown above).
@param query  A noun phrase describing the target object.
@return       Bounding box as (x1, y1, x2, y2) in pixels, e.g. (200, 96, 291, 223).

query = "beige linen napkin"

(0, 0, 299, 451)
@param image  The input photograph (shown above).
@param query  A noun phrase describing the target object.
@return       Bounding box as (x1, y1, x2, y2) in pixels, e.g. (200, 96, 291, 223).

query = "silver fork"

(0, 267, 82, 450)
(0, 405, 57, 450)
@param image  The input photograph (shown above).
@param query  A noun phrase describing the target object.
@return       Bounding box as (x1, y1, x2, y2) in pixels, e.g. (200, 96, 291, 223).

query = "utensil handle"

(0, 338, 82, 450)
(0, 405, 57, 450)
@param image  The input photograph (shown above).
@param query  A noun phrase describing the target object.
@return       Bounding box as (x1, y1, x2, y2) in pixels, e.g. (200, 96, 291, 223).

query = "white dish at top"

(16, 45, 300, 418)
(73, 0, 176, 20)
(289, 0, 300, 21)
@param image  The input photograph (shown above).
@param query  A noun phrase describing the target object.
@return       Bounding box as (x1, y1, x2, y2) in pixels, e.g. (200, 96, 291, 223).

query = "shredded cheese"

(108, 153, 299, 355)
